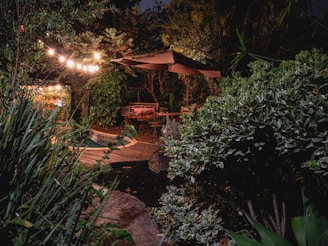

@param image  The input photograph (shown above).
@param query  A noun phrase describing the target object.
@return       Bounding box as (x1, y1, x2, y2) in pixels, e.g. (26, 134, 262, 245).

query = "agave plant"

(226, 190, 328, 246)
(0, 96, 131, 245)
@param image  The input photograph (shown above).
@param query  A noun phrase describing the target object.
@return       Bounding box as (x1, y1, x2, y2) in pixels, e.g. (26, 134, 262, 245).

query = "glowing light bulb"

(88, 65, 100, 73)
(41, 40, 100, 75)
(48, 48, 55, 56)
(94, 52, 100, 60)
(87, 65, 94, 72)
(59, 56, 66, 63)
(67, 60, 74, 67)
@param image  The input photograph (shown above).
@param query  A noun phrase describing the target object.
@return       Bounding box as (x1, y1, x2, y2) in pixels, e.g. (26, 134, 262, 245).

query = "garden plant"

(154, 49, 328, 245)
(227, 190, 328, 245)
(0, 88, 132, 245)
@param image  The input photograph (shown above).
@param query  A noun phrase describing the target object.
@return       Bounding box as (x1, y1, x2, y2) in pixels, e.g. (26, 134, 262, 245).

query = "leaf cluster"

(227, 191, 328, 246)
(156, 49, 328, 244)
(0, 95, 125, 244)
(90, 70, 127, 127)
(0, 0, 110, 91)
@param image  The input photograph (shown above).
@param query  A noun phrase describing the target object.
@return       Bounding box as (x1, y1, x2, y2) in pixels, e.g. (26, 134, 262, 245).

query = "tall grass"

(0, 96, 123, 245)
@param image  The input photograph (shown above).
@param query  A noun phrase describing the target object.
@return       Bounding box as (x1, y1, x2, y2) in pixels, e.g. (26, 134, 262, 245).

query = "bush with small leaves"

(154, 49, 328, 244)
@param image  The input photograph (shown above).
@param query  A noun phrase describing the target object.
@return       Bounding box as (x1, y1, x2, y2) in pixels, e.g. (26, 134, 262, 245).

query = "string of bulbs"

(38, 40, 100, 73)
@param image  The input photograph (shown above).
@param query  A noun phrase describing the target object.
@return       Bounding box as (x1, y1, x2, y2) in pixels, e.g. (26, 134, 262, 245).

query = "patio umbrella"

(111, 49, 221, 105)
(111, 49, 221, 78)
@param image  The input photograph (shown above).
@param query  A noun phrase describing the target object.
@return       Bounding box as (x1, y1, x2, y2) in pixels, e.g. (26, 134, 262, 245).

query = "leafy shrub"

(0, 96, 128, 245)
(154, 49, 328, 244)
(91, 69, 126, 127)
(69, 106, 96, 145)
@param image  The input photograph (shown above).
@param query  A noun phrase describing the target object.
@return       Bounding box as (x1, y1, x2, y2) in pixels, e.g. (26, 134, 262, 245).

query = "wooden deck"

(79, 126, 159, 165)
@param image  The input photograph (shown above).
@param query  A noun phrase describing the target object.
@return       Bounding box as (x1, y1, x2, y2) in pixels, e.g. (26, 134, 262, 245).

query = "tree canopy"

(0, 0, 116, 92)
(162, 0, 328, 73)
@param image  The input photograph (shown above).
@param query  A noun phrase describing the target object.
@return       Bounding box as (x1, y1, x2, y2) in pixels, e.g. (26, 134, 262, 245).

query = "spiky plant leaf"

(253, 221, 292, 246)
(0, 97, 121, 244)
(226, 229, 263, 246)
(300, 193, 328, 246)
(291, 216, 306, 246)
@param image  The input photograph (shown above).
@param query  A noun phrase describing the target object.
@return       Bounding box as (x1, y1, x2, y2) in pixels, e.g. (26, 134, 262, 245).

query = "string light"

(38, 39, 100, 73)
(48, 48, 55, 56)
(94, 52, 101, 60)
(59, 55, 66, 63)
(67, 60, 74, 67)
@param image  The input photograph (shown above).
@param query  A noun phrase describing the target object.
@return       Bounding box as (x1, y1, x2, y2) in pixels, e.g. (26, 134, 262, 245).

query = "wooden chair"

(149, 121, 163, 142)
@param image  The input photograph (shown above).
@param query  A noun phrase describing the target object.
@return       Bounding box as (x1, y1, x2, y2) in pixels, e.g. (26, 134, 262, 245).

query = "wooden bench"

(120, 102, 158, 116)
(120, 102, 159, 128)
(128, 102, 159, 112)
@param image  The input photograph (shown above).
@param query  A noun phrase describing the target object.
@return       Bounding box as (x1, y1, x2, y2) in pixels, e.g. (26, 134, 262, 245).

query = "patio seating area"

(120, 102, 182, 133)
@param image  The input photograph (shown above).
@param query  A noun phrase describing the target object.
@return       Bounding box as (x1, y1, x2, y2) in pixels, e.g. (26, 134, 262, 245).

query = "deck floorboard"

(79, 126, 158, 165)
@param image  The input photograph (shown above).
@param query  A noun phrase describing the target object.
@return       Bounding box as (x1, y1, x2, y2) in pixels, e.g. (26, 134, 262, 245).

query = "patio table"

(157, 112, 181, 124)
(157, 112, 181, 118)
(126, 113, 163, 131)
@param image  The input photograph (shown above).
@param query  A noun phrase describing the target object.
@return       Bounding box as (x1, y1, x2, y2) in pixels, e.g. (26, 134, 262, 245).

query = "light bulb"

(67, 60, 74, 67)
(48, 48, 55, 56)
(59, 56, 66, 63)
(94, 52, 100, 60)
(88, 65, 95, 72)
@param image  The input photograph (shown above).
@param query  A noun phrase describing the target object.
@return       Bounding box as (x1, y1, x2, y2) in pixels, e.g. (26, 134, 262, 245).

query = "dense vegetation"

(0, 1, 132, 244)
(0, 90, 133, 244)
(163, 0, 328, 72)
(91, 69, 127, 126)
(1, 0, 328, 244)
(155, 49, 328, 244)
(0, 0, 111, 90)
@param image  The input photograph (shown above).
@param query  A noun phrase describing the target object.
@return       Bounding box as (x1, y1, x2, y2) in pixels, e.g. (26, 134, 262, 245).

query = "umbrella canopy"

(111, 49, 221, 78)
(112, 49, 221, 106)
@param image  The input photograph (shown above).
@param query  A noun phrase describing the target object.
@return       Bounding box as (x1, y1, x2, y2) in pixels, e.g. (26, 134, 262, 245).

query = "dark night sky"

(139, 0, 170, 10)
(140, 0, 327, 14)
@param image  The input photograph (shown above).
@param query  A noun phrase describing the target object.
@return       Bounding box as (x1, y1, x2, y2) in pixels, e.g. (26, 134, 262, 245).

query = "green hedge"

(155, 49, 328, 245)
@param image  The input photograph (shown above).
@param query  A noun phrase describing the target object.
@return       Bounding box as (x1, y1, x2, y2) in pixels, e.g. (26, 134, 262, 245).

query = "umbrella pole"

(184, 75, 190, 107)
(137, 88, 140, 102)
